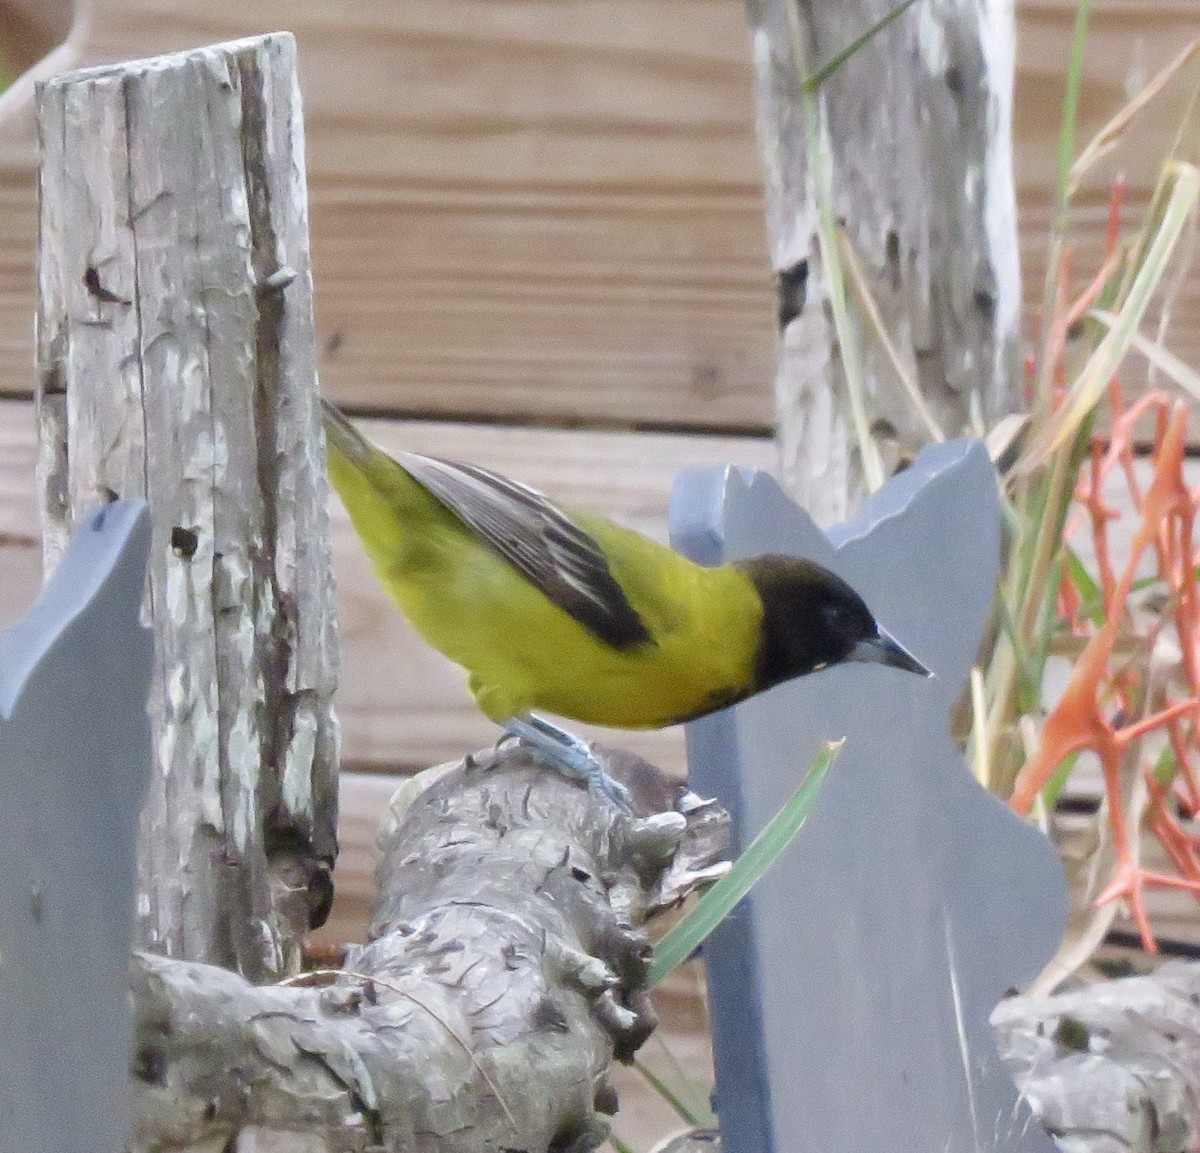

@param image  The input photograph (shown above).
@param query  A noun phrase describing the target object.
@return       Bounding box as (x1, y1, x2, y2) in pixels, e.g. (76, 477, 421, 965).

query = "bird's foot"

(501, 715, 633, 814)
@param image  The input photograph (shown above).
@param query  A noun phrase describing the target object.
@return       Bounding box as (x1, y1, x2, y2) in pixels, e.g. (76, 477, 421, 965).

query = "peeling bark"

(130, 746, 729, 1152)
(993, 961, 1200, 1153)
(747, 0, 1021, 523)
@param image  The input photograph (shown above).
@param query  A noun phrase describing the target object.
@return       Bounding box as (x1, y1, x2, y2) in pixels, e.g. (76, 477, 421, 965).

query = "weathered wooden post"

(35, 33, 338, 982)
(28, 36, 709, 1152)
(747, 0, 1022, 522)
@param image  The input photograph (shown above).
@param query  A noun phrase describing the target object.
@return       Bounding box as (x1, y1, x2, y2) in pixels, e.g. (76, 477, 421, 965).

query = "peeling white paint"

(752, 0, 1021, 517)
(283, 712, 318, 815)
(916, 4, 948, 74)
(980, 0, 1023, 383)
(227, 712, 258, 854)
(37, 34, 338, 978)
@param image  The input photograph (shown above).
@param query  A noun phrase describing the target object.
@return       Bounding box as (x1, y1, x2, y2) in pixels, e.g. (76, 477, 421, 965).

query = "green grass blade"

(1089, 308, 1200, 404)
(1065, 549, 1099, 619)
(1030, 550, 1068, 687)
(647, 740, 842, 988)
(1065, 546, 1105, 625)
(1034, 0, 1092, 416)
(1055, 0, 1093, 231)
(631, 1059, 705, 1126)
(993, 592, 1039, 702)
(1039, 751, 1080, 811)
(629, 1032, 719, 1127)
(1152, 744, 1178, 788)
(802, 0, 922, 93)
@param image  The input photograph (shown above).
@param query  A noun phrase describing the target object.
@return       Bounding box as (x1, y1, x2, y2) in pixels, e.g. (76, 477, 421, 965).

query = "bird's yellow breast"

(328, 445, 765, 728)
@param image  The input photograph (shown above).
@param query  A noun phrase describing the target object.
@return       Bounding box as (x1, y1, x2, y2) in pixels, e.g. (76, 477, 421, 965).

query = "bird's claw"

(584, 761, 634, 813)
(501, 715, 633, 814)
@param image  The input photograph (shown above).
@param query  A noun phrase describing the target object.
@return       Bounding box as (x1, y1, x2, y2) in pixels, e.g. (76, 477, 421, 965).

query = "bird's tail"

(320, 397, 417, 565)
(320, 397, 377, 469)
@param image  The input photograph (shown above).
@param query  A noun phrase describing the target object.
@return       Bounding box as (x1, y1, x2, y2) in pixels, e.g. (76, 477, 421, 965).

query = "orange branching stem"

(1058, 561, 1084, 635)
(1012, 399, 1200, 951)
(1005, 167, 1200, 951)
(1105, 174, 1127, 258)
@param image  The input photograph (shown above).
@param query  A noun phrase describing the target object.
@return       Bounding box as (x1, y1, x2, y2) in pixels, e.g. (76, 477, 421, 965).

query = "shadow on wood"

(670, 439, 1067, 1153)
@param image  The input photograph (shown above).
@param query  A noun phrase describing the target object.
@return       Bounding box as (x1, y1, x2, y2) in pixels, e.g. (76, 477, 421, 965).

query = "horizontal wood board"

(0, 2, 1198, 434)
(1, 395, 1195, 802)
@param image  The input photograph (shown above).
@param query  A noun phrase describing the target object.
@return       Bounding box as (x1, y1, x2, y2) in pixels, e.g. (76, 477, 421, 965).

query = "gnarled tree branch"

(131, 745, 729, 1152)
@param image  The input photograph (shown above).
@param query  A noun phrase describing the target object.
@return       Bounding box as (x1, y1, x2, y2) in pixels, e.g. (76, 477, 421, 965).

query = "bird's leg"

(501, 715, 633, 814)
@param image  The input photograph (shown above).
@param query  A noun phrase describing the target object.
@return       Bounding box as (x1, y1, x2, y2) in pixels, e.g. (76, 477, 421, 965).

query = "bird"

(322, 400, 931, 811)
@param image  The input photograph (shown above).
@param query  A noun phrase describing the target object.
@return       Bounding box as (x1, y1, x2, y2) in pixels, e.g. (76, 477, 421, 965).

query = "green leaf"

(647, 740, 842, 988)
(1152, 744, 1178, 788)
(1030, 551, 1068, 696)
(1128, 566, 1200, 596)
(1040, 751, 1080, 810)
(1066, 547, 1105, 625)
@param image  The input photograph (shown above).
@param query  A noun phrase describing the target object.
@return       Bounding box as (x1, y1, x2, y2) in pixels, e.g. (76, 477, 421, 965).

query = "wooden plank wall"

(0, 400, 773, 776)
(0, 3, 1198, 428)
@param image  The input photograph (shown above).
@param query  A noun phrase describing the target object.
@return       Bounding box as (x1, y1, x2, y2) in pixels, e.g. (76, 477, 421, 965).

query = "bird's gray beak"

(850, 626, 933, 678)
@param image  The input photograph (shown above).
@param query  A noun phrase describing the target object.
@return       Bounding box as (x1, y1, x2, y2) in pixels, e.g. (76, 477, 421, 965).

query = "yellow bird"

(323, 401, 928, 809)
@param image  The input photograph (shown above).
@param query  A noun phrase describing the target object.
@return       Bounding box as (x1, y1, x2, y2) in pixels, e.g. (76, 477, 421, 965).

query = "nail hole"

(170, 526, 198, 559)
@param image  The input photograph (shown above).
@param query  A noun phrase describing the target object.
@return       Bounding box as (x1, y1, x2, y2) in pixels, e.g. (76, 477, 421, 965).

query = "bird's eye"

(822, 602, 850, 627)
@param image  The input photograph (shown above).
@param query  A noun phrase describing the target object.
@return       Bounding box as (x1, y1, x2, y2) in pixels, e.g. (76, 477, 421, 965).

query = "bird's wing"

(398, 452, 654, 650)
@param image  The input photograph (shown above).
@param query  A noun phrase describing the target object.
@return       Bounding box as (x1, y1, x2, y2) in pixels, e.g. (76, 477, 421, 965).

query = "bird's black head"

(735, 554, 931, 693)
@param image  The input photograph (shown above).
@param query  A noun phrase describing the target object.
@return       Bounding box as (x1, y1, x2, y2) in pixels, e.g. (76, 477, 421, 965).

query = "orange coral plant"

(1010, 395, 1200, 950)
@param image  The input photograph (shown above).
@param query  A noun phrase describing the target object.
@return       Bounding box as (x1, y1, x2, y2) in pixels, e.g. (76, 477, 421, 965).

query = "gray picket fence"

(0, 442, 1069, 1152)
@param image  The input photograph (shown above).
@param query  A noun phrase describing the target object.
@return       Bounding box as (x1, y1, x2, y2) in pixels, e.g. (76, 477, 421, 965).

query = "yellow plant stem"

(987, 444, 1079, 797)
(984, 632, 1022, 795)
(1018, 448, 1075, 642)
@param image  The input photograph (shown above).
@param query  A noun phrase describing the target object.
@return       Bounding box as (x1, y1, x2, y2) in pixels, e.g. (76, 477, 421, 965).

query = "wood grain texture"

(36, 38, 338, 980)
(0, 1, 777, 431)
(130, 748, 705, 1153)
(749, 0, 1021, 526)
(318, 774, 716, 1151)
(1, 2, 1198, 434)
